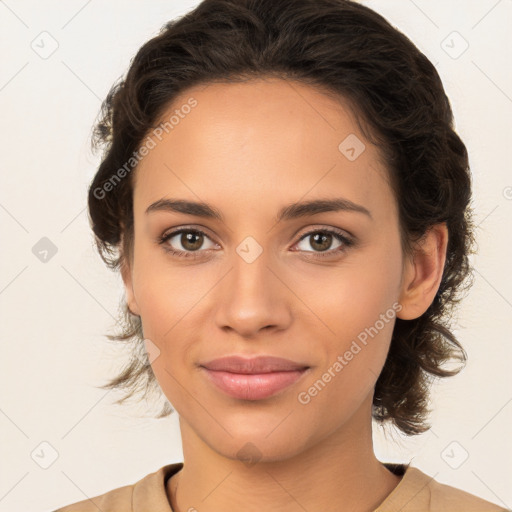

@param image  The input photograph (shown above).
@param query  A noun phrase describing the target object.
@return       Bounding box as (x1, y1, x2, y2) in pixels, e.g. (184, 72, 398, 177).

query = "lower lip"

(201, 368, 309, 400)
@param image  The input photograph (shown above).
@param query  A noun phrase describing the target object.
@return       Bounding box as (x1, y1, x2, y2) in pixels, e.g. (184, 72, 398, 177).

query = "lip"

(199, 356, 310, 400)
(201, 355, 309, 373)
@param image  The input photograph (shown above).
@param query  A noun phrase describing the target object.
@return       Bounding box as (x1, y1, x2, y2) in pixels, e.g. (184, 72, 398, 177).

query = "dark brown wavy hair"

(87, 0, 476, 436)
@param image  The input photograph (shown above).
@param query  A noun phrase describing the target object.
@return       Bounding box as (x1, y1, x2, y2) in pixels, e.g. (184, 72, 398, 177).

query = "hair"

(87, 0, 476, 436)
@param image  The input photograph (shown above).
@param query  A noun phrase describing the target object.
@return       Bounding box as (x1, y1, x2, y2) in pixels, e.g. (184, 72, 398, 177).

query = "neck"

(167, 396, 401, 512)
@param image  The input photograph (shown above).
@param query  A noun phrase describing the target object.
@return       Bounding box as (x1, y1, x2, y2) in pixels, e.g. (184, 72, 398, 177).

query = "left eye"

(295, 229, 352, 254)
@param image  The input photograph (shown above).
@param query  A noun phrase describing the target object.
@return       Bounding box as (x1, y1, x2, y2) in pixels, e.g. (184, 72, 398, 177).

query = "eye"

(293, 228, 354, 258)
(158, 226, 355, 260)
(158, 228, 217, 259)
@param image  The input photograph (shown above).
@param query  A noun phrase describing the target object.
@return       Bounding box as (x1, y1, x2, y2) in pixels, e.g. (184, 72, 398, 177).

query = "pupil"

(182, 232, 202, 251)
(311, 233, 331, 252)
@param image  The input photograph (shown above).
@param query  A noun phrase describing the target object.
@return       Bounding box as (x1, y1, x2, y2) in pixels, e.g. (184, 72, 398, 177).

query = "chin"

(198, 422, 314, 466)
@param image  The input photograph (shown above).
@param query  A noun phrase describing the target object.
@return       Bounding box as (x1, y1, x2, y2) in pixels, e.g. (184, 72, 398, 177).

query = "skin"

(121, 78, 448, 512)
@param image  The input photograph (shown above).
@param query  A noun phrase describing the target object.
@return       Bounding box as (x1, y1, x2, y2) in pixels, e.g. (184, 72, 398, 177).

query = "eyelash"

(157, 226, 355, 260)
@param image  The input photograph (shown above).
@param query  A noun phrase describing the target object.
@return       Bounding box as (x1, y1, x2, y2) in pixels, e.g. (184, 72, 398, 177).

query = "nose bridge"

(214, 236, 291, 335)
(232, 239, 272, 295)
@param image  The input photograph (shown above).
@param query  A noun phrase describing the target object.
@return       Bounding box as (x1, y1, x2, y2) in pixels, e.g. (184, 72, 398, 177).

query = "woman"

(54, 0, 508, 510)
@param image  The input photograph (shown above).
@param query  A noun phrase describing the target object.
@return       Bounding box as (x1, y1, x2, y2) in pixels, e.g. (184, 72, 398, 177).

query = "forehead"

(133, 78, 395, 224)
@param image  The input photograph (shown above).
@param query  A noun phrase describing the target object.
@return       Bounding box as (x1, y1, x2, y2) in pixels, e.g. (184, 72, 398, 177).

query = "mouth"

(199, 355, 310, 400)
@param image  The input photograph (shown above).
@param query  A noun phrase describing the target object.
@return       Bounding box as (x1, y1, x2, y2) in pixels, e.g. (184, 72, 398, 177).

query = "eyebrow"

(145, 197, 372, 222)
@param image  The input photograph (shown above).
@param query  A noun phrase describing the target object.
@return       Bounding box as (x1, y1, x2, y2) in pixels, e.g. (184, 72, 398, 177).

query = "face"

(122, 78, 423, 462)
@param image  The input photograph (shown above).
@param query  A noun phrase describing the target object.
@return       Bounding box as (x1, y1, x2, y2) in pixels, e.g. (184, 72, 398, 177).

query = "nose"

(213, 250, 292, 338)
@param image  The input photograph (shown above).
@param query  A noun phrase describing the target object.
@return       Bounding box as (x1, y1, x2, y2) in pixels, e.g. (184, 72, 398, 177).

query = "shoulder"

(428, 472, 508, 511)
(52, 463, 183, 512)
(378, 465, 509, 512)
(53, 483, 133, 512)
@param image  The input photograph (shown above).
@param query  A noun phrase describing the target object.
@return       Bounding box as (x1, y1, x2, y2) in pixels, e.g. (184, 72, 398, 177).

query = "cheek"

(132, 242, 207, 337)
(134, 278, 199, 409)
(130, 253, 208, 385)
(134, 273, 198, 355)
(299, 240, 402, 398)
(307, 241, 402, 345)
(130, 263, 183, 365)
(297, 306, 397, 423)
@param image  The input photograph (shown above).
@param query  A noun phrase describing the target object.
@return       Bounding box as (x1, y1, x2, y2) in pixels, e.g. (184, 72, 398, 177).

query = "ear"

(397, 223, 448, 321)
(120, 258, 141, 317)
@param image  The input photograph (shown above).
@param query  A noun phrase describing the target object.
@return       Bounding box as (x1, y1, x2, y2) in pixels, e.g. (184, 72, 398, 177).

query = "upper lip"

(200, 356, 309, 374)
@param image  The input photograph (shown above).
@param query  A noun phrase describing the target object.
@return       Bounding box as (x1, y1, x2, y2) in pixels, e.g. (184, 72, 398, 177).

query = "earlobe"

(396, 223, 448, 321)
(120, 259, 141, 317)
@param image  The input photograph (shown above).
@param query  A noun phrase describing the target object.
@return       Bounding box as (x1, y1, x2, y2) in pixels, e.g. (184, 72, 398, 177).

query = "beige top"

(53, 462, 509, 512)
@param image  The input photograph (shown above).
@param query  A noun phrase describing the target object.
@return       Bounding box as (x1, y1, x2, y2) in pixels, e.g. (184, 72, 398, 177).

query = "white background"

(0, 1, 511, 511)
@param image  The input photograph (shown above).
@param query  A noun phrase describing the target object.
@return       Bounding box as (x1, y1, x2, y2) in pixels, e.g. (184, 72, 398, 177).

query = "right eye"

(158, 228, 218, 259)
